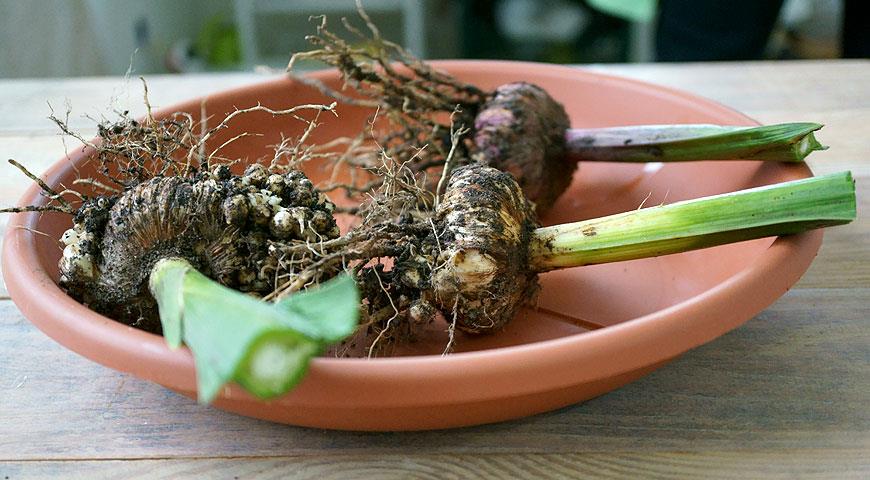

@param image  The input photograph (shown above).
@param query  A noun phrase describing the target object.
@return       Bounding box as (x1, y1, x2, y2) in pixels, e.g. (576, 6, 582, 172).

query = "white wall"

(0, 0, 458, 78)
(0, 0, 226, 78)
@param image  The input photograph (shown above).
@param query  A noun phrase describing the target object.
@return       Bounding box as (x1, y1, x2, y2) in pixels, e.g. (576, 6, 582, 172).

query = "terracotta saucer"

(1, 61, 821, 430)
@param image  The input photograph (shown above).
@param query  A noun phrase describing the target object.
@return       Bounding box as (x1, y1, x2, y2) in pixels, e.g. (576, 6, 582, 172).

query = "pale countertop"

(0, 60, 868, 479)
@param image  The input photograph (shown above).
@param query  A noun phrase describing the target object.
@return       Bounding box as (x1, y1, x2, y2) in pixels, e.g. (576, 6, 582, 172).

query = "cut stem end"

(565, 122, 827, 163)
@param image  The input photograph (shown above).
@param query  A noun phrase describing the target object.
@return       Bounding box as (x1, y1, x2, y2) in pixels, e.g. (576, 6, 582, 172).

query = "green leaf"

(566, 123, 827, 163)
(530, 171, 856, 271)
(189, 346, 226, 405)
(276, 274, 360, 343)
(148, 260, 360, 404)
(148, 258, 189, 348)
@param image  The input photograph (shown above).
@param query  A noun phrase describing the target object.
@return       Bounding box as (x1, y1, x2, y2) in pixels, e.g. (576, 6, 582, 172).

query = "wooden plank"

(0, 287, 866, 460)
(589, 62, 870, 180)
(793, 175, 869, 289)
(587, 60, 870, 114)
(2, 450, 868, 479)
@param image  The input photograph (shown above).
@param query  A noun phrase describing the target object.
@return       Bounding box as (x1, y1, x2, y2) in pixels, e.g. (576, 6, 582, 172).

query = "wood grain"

(0, 61, 868, 477)
(2, 450, 868, 479)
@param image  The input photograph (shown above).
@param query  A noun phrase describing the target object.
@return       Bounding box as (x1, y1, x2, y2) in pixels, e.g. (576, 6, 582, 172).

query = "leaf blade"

(149, 260, 360, 403)
(275, 273, 360, 343)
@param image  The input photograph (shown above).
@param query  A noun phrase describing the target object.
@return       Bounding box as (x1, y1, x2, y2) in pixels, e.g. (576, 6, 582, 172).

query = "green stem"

(148, 258, 358, 403)
(530, 172, 856, 272)
(564, 123, 826, 163)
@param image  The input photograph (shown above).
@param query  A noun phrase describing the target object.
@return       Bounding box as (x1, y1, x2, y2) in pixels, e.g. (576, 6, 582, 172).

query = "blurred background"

(0, 0, 865, 79)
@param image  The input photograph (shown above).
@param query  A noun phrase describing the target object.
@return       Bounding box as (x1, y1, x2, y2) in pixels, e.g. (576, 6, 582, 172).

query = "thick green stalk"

(530, 172, 856, 271)
(564, 122, 826, 163)
(149, 259, 358, 403)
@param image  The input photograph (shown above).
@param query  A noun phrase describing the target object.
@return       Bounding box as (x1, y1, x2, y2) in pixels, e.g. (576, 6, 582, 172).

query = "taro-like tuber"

(60, 165, 340, 332)
(266, 159, 854, 347)
(3, 103, 361, 403)
(289, 6, 826, 213)
(368, 164, 856, 335)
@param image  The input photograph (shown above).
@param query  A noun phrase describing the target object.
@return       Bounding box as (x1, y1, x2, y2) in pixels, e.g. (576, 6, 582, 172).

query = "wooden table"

(1, 61, 867, 478)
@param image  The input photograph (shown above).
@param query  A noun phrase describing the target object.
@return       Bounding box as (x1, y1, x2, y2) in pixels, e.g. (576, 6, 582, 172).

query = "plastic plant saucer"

(2, 61, 822, 430)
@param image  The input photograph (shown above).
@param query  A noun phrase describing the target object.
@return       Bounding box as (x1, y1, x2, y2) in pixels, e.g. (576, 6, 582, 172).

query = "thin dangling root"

(0, 159, 76, 215)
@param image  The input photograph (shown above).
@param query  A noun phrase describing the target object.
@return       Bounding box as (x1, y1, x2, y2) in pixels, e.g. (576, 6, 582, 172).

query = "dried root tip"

(0, 159, 77, 215)
(7, 159, 74, 211)
(473, 82, 573, 212)
(429, 164, 539, 333)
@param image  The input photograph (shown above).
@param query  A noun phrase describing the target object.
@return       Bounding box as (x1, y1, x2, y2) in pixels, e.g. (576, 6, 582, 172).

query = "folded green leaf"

(276, 274, 360, 343)
(148, 259, 359, 404)
(148, 258, 189, 348)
